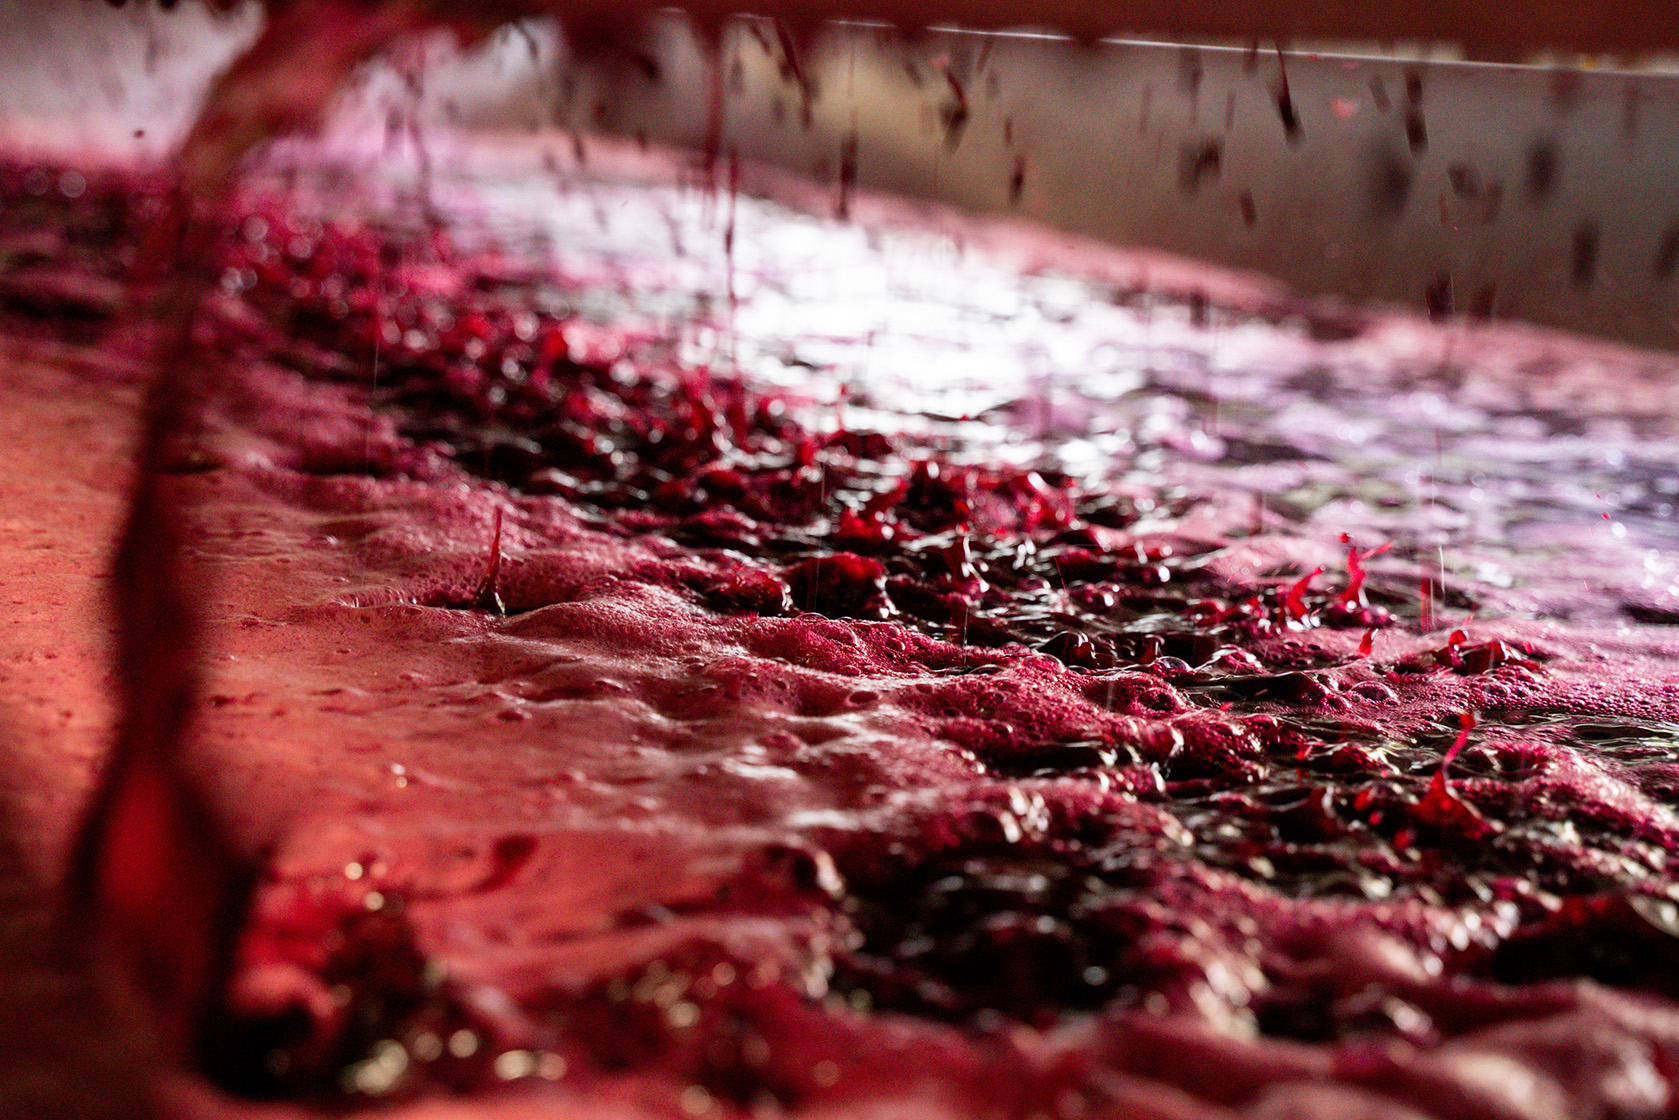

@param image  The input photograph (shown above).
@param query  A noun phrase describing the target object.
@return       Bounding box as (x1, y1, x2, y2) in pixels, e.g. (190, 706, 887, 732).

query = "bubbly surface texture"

(6, 146, 1679, 1120)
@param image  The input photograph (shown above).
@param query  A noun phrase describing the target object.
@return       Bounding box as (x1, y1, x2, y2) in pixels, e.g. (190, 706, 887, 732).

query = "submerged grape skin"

(220, 195, 1679, 1107)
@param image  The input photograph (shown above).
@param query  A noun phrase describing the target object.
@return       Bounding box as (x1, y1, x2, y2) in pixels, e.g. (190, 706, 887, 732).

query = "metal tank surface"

(4, 1, 1679, 345)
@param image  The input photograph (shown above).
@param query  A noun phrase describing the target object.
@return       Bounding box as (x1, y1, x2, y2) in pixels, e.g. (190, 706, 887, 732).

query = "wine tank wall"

(3, 2, 1678, 347)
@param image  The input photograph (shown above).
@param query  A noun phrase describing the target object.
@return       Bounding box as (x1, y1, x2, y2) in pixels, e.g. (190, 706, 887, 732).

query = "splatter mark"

(1178, 139, 1222, 195)
(1571, 222, 1601, 289)
(1238, 190, 1258, 228)
(1654, 224, 1679, 280)
(837, 130, 859, 220)
(1424, 272, 1453, 320)
(1403, 69, 1427, 154)
(1273, 48, 1302, 144)
(1525, 140, 1560, 205)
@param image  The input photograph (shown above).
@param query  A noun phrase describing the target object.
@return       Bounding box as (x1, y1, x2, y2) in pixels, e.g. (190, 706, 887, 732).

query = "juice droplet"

(1272, 47, 1302, 144)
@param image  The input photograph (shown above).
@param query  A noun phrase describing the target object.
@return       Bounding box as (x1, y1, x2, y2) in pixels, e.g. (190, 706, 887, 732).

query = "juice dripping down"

(63, 0, 1009, 1077)
(59, 3, 1122, 1092)
(64, 0, 650, 1074)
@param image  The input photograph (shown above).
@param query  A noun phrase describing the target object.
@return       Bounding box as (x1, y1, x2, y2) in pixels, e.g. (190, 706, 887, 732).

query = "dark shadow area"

(0, 703, 162, 1119)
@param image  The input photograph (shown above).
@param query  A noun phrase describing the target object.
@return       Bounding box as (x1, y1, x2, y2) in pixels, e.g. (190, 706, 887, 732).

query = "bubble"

(493, 1050, 536, 1080)
(341, 1039, 408, 1096)
(679, 1084, 716, 1117)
